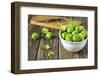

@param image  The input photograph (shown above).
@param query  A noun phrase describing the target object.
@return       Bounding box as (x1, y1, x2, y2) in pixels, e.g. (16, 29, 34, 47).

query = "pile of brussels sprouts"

(32, 27, 53, 41)
(60, 21, 88, 42)
(31, 28, 54, 58)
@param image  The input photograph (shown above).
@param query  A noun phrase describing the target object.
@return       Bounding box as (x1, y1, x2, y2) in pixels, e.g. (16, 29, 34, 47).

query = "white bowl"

(59, 32, 88, 52)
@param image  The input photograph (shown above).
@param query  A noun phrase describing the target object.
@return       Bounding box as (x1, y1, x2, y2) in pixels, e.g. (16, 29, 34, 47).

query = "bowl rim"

(59, 32, 88, 44)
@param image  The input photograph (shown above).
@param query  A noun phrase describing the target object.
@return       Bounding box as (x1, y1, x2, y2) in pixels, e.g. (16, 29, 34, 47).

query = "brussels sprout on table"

(42, 27, 49, 34)
(42, 44, 50, 50)
(32, 32, 39, 41)
(48, 50, 55, 58)
(45, 32, 53, 39)
(41, 27, 54, 40)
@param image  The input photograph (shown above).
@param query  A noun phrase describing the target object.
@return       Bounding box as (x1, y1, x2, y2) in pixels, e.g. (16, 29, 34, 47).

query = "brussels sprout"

(79, 26, 85, 31)
(42, 44, 50, 50)
(42, 27, 49, 34)
(45, 32, 53, 39)
(72, 31, 78, 35)
(72, 34, 81, 42)
(65, 34, 72, 41)
(59, 29, 64, 34)
(75, 26, 81, 33)
(59, 21, 88, 42)
(68, 21, 78, 28)
(81, 30, 88, 39)
(60, 26, 67, 32)
(61, 32, 67, 39)
(32, 32, 39, 41)
(78, 33, 84, 40)
(67, 26, 74, 33)
(48, 50, 55, 58)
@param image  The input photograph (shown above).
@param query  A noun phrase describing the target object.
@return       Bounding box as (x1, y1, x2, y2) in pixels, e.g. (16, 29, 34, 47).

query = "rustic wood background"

(28, 15, 88, 61)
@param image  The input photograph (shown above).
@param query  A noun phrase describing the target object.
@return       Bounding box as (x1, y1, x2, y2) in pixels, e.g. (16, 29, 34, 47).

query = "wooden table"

(28, 16, 88, 61)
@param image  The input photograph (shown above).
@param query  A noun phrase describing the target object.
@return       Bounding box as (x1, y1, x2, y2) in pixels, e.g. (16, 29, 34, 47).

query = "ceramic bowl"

(59, 32, 88, 52)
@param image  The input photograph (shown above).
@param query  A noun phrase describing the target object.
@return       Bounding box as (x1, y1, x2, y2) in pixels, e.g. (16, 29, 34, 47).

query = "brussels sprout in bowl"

(59, 21, 88, 52)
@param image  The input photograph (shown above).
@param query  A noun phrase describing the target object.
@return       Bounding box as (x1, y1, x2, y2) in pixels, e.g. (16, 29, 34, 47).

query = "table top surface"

(28, 15, 88, 61)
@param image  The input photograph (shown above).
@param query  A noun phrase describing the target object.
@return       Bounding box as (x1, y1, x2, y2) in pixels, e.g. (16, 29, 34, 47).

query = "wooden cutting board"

(30, 16, 81, 29)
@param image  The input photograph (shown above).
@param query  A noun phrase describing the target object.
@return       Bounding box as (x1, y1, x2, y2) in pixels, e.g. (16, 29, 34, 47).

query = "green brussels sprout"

(72, 34, 81, 42)
(48, 50, 55, 58)
(59, 21, 88, 42)
(67, 26, 74, 33)
(79, 26, 86, 31)
(65, 34, 72, 41)
(42, 44, 50, 50)
(72, 31, 78, 35)
(61, 32, 67, 39)
(60, 26, 67, 32)
(81, 30, 88, 39)
(59, 29, 64, 34)
(78, 33, 84, 40)
(45, 32, 53, 39)
(42, 27, 49, 34)
(75, 26, 81, 33)
(68, 21, 78, 27)
(32, 32, 39, 41)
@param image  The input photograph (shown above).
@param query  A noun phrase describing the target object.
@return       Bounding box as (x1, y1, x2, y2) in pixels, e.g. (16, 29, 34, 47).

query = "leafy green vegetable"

(81, 30, 87, 39)
(60, 26, 67, 32)
(45, 32, 53, 39)
(42, 28, 49, 34)
(72, 31, 78, 35)
(67, 26, 74, 33)
(79, 26, 85, 31)
(78, 33, 84, 40)
(32, 32, 39, 41)
(60, 21, 88, 42)
(48, 50, 55, 58)
(65, 34, 72, 41)
(72, 34, 81, 42)
(75, 26, 81, 33)
(42, 44, 50, 50)
(68, 21, 78, 26)
(61, 32, 67, 39)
